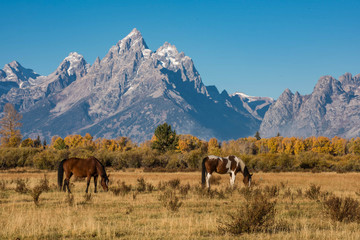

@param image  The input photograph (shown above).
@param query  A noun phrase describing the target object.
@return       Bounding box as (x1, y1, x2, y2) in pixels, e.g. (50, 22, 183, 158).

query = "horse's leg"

(85, 175, 91, 193)
(206, 173, 211, 190)
(230, 171, 236, 188)
(66, 172, 73, 193)
(94, 176, 98, 193)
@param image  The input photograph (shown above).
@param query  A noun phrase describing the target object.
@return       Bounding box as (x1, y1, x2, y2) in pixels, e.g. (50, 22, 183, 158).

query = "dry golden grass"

(1, 169, 360, 239)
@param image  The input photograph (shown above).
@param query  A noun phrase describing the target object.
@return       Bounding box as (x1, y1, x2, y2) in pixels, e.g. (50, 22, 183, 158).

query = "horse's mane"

(93, 157, 107, 178)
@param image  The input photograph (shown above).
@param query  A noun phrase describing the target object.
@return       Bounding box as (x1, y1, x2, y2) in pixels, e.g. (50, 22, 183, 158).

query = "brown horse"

(58, 157, 110, 193)
(202, 155, 252, 190)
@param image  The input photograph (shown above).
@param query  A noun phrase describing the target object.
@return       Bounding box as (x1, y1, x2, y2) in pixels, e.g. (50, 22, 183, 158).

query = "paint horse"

(58, 157, 110, 193)
(202, 155, 252, 189)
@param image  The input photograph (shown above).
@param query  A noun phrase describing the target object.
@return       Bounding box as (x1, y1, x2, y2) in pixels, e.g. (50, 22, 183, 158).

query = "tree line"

(1, 103, 360, 172)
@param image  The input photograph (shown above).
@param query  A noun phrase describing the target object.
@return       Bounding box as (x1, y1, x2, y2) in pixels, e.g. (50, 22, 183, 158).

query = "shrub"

(218, 190, 277, 234)
(167, 179, 181, 189)
(264, 185, 280, 198)
(30, 185, 44, 206)
(183, 149, 203, 169)
(158, 189, 182, 212)
(179, 183, 191, 197)
(33, 149, 69, 170)
(0, 180, 7, 191)
(29, 176, 51, 206)
(146, 183, 155, 192)
(305, 184, 321, 200)
(136, 177, 147, 192)
(193, 185, 227, 199)
(111, 181, 132, 196)
(0, 147, 41, 169)
(15, 179, 29, 194)
(323, 195, 360, 223)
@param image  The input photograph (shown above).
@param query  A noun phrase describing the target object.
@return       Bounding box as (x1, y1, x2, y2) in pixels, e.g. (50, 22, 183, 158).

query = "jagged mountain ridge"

(0, 28, 272, 142)
(260, 72, 360, 138)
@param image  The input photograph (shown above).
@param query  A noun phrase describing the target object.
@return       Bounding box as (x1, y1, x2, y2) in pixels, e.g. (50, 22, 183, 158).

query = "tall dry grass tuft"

(110, 181, 132, 196)
(15, 178, 29, 194)
(158, 189, 182, 212)
(136, 177, 146, 192)
(0, 179, 7, 191)
(305, 184, 321, 200)
(264, 185, 280, 198)
(323, 195, 360, 223)
(218, 189, 277, 235)
(167, 178, 181, 189)
(179, 183, 191, 198)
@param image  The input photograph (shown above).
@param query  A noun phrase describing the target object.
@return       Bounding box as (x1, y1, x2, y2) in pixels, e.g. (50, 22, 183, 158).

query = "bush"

(166, 154, 188, 169)
(167, 179, 181, 189)
(110, 181, 132, 196)
(179, 183, 191, 197)
(305, 184, 321, 200)
(323, 195, 360, 223)
(264, 185, 280, 198)
(183, 149, 203, 169)
(29, 176, 51, 206)
(158, 189, 182, 212)
(136, 177, 147, 192)
(15, 179, 29, 194)
(218, 190, 277, 234)
(33, 149, 69, 169)
(0, 147, 41, 169)
(0, 180, 6, 191)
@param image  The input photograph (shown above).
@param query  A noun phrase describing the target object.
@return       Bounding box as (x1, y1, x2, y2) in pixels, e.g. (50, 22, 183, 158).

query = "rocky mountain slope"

(260, 73, 360, 138)
(0, 29, 272, 142)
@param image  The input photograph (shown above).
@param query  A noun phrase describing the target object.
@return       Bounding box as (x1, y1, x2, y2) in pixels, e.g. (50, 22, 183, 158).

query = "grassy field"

(1, 169, 360, 239)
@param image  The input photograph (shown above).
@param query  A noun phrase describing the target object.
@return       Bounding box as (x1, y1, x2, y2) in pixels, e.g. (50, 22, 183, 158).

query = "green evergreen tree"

(34, 135, 42, 148)
(254, 131, 261, 140)
(151, 123, 179, 153)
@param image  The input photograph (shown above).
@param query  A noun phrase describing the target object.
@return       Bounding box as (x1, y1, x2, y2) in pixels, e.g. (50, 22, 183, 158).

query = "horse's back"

(204, 155, 227, 174)
(63, 157, 98, 177)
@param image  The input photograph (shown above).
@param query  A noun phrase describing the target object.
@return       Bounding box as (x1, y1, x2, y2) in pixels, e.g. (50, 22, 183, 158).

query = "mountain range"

(0, 29, 273, 143)
(2, 29, 359, 142)
(260, 72, 360, 139)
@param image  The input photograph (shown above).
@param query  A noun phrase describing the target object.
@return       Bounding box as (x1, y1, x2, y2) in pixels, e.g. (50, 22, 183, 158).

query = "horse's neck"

(234, 156, 246, 174)
(95, 160, 106, 177)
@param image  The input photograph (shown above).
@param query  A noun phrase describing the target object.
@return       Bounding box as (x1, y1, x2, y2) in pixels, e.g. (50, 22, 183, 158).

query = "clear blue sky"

(1, 0, 359, 99)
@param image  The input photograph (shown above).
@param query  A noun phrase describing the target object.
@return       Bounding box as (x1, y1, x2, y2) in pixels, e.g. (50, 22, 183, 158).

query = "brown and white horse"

(201, 155, 252, 189)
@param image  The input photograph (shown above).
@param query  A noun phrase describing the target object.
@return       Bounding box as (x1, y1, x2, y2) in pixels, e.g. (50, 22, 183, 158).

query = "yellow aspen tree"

(0, 103, 22, 147)
(331, 136, 347, 156)
(208, 138, 221, 155)
(312, 136, 332, 154)
(294, 138, 305, 155)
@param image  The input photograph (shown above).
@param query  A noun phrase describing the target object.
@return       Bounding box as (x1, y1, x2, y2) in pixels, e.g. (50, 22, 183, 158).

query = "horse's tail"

(58, 159, 66, 190)
(201, 157, 207, 185)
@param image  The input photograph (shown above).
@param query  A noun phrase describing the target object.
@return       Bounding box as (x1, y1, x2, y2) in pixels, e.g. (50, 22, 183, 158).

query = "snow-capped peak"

(63, 52, 89, 76)
(232, 92, 274, 102)
(156, 42, 179, 57)
(116, 28, 147, 52)
(155, 42, 185, 68)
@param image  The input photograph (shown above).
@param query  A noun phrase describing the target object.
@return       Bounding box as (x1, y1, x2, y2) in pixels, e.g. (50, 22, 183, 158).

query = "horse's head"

(101, 174, 110, 192)
(243, 173, 253, 187)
